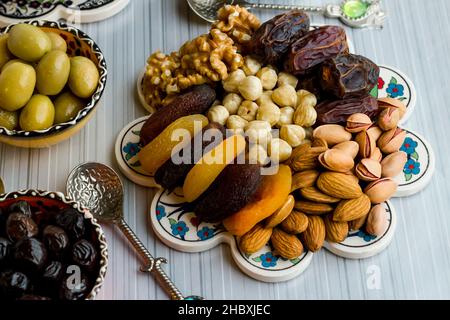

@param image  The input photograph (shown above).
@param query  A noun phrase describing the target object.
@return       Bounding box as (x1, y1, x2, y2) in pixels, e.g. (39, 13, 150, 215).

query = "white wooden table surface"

(0, 0, 449, 300)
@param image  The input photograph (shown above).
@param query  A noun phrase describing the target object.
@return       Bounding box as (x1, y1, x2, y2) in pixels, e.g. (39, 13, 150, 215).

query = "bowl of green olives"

(0, 21, 107, 148)
(0, 190, 108, 300)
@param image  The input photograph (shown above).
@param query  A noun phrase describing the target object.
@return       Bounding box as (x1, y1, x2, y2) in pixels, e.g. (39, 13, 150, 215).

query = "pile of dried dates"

(246, 10, 380, 121)
(0, 200, 99, 300)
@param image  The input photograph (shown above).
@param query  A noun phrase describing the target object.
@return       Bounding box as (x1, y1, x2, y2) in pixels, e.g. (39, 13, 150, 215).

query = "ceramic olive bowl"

(0, 20, 107, 149)
(0, 190, 108, 300)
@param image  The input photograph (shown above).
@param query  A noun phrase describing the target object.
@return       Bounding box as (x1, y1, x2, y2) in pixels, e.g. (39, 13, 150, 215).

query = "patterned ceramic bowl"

(0, 20, 107, 148)
(0, 190, 108, 300)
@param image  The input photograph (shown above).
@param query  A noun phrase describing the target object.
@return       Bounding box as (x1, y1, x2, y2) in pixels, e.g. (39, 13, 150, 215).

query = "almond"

(324, 215, 349, 243)
(295, 201, 334, 215)
(239, 224, 273, 254)
(289, 143, 324, 172)
(291, 170, 320, 192)
(265, 195, 295, 228)
(301, 216, 326, 252)
(281, 211, 309, 234)
(299, 187, 340, 204)
(317, 172, 363, 200)
(271, 229, 304, 260)
(333, 194, 372, 222)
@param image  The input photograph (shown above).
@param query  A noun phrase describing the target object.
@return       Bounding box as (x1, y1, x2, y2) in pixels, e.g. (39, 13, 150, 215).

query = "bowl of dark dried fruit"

(0, 190, 107, 300)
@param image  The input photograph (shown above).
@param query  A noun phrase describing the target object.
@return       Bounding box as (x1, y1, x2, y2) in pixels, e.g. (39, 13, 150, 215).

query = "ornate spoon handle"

(248, 2, 325, 13)
(117, 219, 184, 300)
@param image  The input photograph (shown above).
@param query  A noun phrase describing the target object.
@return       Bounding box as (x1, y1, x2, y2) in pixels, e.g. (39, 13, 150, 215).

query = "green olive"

(1, 59, 28, 72)
(36, 50, 70, 96)
(7, 24, 51, 62)
(0, 108, 19, 130)
(0, 34, 13, 70)
(0, 62, 36, 111)
(19, 94, 55, 131)
(54, 92, 85, 124)
(46, 32, 67, 52)
(68, 56, 99, 98)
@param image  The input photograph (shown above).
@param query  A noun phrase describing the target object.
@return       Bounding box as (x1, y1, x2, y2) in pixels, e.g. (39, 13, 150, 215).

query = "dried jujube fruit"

(285, 26, 349, 75)
(315, 95, 379, 126)
(320, 53, 380, 99)
(0, 270, 31, 299)
(72, 239, 97, 271)
(6, 213, 39, 242)
(13, 238, 48, 272)
(43, 225, 69, 256)
(245, 10, 310, 65)
(55, 208, 85, 240)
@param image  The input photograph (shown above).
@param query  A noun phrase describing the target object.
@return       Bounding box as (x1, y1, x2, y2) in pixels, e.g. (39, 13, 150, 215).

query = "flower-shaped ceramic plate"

(0, 0, 129, 26)
(119, 43, 435, 281)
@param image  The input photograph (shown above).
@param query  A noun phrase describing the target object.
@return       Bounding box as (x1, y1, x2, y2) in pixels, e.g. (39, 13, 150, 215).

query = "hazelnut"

(242, 56, 262, 76)
(222, 69, 246, 93)
(226, 115, 248, 133)
(277, 72, 298, 88)
(239, 76, 263, 101)
(247, 144, 270, 166)
(211, 100, 222, 107)
(280, 125, 306, 148)
(207, 105, 230, 126)
(272, 85, 297, 107)
(238, 101, 259, 121)
(277, 107, 295, 127)
(257, 67, 278, 90)
(293, 104, 317, 127)
(297, 90, 317, 110)
(268, 138, 293, 163)
(245, 120, 272, 146)
(256, 91, 273, 105)
(257, 101, 281, 126)
(223, 93, 243, 115)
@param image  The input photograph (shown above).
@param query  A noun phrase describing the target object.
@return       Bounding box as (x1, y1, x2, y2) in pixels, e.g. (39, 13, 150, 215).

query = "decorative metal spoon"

(187, 0, 386, 28)
(66, 162, 202, 300)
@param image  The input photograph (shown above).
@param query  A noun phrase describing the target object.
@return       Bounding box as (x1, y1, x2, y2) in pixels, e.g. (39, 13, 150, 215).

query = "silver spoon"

(66, 162, 202, 300)
(187, 0, 386, 29)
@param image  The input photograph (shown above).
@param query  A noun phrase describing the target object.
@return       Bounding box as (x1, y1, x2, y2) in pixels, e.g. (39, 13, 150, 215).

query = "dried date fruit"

(321, 54, 380, 99)
(0, 270, 30, 299)
(316, 95, 379, 126)
(55, 208, 85, 240)
(6, 213, 39, 242)
(7, 201, 32, 217)
(285, 26, 349, 75)
(43, 225, 69, 257)
(245, 10, 310, 65)
(14, 238, 48, 272)
(59, 274, 90, 300)
(72, 240, 97, 271)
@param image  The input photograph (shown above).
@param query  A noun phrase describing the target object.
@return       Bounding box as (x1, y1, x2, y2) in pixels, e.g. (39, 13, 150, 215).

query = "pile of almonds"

(239, 97, 408, 259)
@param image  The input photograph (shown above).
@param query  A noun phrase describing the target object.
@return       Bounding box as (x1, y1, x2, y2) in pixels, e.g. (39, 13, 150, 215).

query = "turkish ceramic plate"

(0, 0, 129, 26)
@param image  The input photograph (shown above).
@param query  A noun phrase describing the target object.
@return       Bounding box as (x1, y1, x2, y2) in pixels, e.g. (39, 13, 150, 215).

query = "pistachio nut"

(333, 141, 359, 159)
(379, 107, 400, 131)
(313, 125, 352, 146)
(378, 97, 407, 119)
(378, 128, 407, 154)
(365, 204, 388, 236)
(356, 158, 382, 182)
(381, 151, 408, 178)
(367, 125, 383, 141)
(354, 130, 376, 158)
(370, 147, 383, 162)
(346, 113, 372, 133)
(318, 149, 355, 173)
(364, 178, 398, 204)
